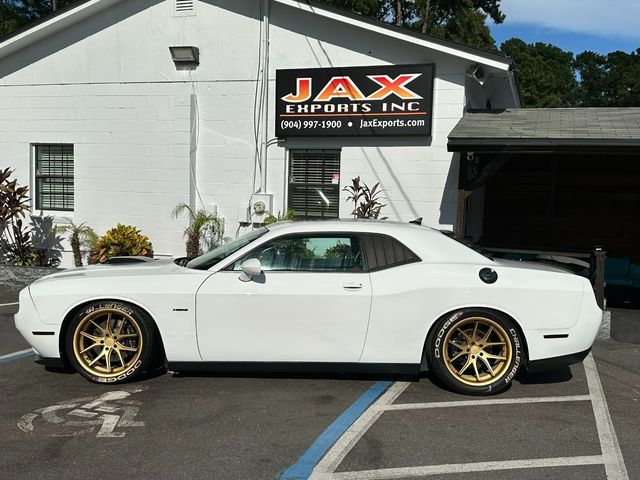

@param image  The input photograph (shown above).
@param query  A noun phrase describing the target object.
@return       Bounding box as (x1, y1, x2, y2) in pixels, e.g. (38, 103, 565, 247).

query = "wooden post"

(455, 190, 470, 239)
(593, 246, 606, 309)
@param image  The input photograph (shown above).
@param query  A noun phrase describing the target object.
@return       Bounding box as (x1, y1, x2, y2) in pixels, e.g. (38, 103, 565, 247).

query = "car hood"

(31, 258, 198, 284)
(492, 258, 575, 275)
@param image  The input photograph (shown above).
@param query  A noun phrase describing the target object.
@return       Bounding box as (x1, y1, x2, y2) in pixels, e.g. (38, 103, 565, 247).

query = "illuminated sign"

(276, 64, 434, 137)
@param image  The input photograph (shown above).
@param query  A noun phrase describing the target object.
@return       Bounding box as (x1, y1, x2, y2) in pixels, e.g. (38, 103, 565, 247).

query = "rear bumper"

(524, 280, 602, 367)
(526, 347, 591, 373)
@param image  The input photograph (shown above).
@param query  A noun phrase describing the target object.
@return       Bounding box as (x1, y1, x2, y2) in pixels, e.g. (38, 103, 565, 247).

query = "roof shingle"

(448, 108, 640, 151)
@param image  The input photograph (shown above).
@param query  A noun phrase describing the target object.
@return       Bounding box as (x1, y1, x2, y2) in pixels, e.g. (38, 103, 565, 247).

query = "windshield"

(186, 227, 268, 270)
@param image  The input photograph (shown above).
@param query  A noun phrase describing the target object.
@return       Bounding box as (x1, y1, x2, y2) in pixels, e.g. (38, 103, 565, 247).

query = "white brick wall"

(0, 0, 513, 264)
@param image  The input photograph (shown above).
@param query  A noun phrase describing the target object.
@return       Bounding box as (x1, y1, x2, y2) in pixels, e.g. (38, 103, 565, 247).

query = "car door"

(195, 233, 372, 362)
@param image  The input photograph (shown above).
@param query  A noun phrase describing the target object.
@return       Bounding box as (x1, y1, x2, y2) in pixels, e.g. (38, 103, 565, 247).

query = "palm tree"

(171, 203, 224, 258)
(54, 219, 98, 267)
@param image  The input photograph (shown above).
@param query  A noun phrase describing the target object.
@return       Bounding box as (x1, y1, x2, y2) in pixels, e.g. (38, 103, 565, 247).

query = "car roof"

(262, 220, 489, 264)
(265, 219, 430, 234)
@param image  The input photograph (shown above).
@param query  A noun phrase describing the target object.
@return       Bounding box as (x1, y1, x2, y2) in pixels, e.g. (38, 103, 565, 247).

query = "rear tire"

(426, 309, 523, 395)
(65, 301, 159, 384)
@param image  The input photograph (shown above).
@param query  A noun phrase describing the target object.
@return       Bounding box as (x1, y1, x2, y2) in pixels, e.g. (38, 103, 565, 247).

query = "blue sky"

(489, 0, 640, 55)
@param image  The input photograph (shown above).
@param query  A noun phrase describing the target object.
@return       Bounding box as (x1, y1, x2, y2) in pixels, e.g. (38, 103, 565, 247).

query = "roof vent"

(175, 0, 196, 16)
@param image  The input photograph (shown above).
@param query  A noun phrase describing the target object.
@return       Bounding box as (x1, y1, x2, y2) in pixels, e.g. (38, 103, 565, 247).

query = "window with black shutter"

(288, 149, 340, 219)
(35, 144, 74, 211)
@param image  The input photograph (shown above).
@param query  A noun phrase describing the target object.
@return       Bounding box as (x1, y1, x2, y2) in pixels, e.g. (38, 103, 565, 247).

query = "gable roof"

(448, 108, 640, 152)
(0, 0, 513, 71)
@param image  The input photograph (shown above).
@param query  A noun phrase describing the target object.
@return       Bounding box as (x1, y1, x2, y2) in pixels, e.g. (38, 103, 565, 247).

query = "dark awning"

(448, 108, 640, 153)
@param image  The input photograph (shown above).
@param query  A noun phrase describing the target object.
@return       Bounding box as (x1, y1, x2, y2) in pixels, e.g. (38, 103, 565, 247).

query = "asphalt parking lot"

(1, 300, 637, 480)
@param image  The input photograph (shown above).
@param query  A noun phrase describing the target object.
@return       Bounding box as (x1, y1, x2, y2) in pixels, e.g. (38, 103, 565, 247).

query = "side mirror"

(238, 258, 262, 282)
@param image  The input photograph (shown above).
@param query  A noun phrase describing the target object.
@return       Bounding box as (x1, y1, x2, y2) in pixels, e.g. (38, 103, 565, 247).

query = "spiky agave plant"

(171, 203, 224, 258)
(54, 219, 98, 267)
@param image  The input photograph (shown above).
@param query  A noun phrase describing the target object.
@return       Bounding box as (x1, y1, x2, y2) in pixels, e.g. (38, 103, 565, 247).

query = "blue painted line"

(280, 380, 393, 480)
(0, 349, 35, 365)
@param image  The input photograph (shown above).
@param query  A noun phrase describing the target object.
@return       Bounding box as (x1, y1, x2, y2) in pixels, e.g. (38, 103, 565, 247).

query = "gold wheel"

(72, 308, 143, 378)
(443, 316, 513, 387)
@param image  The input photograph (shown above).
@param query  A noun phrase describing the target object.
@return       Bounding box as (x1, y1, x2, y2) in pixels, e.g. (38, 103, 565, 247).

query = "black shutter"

(35, 144, 74, 211)
(288, 150, 340, 219)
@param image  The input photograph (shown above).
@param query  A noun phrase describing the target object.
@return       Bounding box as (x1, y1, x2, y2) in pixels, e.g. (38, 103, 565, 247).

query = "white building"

(0, 0, 518, 265)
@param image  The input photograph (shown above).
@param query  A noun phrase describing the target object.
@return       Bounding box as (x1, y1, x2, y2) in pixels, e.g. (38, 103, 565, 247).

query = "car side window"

(232, 235, 365, 272)
(361, 233, 420, 271)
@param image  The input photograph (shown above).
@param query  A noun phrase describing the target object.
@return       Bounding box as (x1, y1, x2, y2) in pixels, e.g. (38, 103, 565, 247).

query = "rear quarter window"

(362, 233, 420, 271)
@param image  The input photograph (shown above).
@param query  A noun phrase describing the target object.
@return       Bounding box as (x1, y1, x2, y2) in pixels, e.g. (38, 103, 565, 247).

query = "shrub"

(343, 176, 386, 219)
(55, 219, 98, 267)
(171, 203, 224, 258)
(89, 224, 153, 264)
(264, 209, 296, 225)
(0, 168, 36, 265)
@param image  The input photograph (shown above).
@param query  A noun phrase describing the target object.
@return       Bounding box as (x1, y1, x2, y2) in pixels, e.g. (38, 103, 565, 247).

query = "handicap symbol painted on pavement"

(17, 387, 146, 437)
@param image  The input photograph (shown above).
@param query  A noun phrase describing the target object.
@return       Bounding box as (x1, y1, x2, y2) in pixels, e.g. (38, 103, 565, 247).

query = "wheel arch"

(58, 297, 166, 366)
(421, 306, 529, 369)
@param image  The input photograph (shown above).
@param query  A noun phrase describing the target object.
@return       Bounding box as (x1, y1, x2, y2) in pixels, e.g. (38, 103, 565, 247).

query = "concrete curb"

(0, 265, 62, 298)
(598, 311, 611, 340)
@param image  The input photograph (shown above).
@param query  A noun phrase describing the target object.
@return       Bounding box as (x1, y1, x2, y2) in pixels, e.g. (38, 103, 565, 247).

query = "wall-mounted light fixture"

(169, 46, 200, 66)
(466, 63, 486, 85)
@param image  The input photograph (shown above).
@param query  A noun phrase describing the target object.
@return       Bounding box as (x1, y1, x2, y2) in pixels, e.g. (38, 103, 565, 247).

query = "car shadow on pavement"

(516, 366, 574, 385)
(168, 369, 420, 383)
(43, 364, 170, 383)
(414, 366, 575, 396)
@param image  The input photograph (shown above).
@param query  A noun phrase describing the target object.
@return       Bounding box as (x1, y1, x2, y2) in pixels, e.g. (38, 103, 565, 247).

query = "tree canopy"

(324, 0, 504, 50)
(0, 0, 78, 36)
(0, 2, 21, 36)
(575, 49, 640, 107)
(500, 38, 578, 108)
(500, 39, 640, 108)
(0, 0, 638, 107)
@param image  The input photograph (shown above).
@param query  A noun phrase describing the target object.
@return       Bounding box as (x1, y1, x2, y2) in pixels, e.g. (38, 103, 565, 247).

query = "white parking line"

(0, 302, 19, 307)
(0, 349, 33, 361)
(311, 353, 628, 479)
(584, 353, 629, 480)
(311, 382, 412, 477)
(322, 456, 604, 479)
(0, 348, 34, 365)
(382, 394, 591, 411)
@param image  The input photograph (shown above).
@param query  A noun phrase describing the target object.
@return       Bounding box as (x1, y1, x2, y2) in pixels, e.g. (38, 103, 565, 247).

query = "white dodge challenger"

(15, 220, 602, 395)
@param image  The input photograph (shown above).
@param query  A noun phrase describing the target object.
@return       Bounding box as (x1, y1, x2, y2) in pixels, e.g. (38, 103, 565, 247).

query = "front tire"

(426, 309, 523, 395)
(65, 301, 159, 384)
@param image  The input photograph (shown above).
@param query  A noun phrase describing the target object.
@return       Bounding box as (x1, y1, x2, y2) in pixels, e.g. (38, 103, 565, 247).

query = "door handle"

(342, 282, 363, 290)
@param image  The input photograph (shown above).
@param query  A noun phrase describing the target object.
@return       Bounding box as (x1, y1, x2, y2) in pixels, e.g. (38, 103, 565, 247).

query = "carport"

(448, 108, 640, 309)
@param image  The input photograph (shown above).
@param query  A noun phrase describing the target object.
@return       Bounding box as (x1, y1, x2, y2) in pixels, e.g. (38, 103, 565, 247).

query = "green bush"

(0, 167, 36, 265)
(89, 224, 153, 264)
(264, 209, 296, 225)
(54, 219, 97, 267)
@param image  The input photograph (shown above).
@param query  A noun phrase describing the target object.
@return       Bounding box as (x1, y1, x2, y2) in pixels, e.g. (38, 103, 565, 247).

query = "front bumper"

(35, 357, 67, 368)
(14, 287, 61, 359)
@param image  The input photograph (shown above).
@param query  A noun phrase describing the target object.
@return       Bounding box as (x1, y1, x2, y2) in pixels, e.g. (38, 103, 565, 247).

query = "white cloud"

(498, 0, 640, 39)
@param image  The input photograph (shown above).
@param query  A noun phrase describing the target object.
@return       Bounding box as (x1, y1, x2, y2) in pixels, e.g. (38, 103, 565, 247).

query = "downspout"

(260, 0, 270, 193)
(507, 66, 521, 108)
